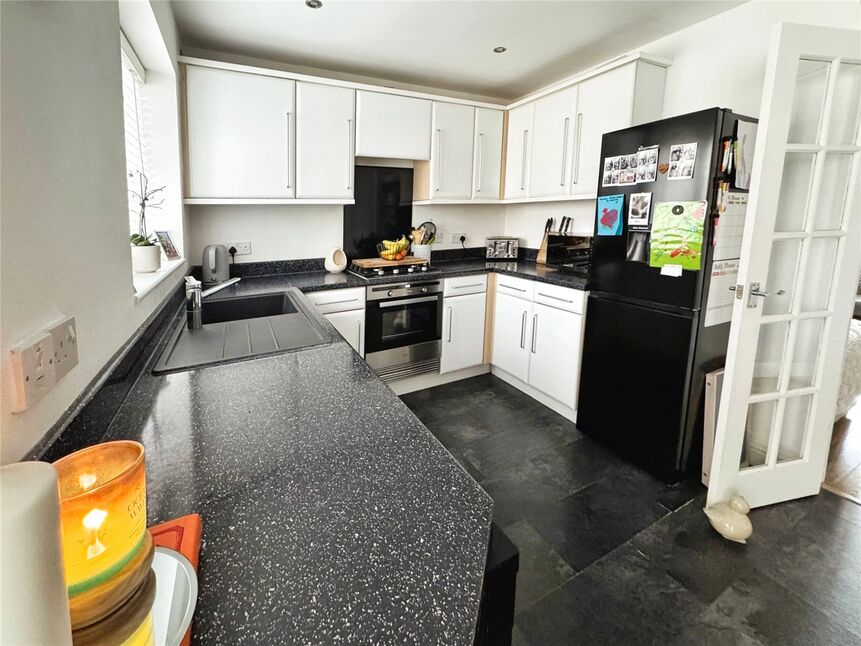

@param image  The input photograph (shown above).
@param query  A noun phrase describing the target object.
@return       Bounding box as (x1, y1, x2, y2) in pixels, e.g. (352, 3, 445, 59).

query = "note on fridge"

(705, 259, 740, 327)
(714, 193, 748, 261)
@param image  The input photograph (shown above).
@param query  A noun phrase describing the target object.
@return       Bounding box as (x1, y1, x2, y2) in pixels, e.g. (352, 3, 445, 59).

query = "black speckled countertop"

(206, 258, 589, 299)
(62, 294, 494, 644)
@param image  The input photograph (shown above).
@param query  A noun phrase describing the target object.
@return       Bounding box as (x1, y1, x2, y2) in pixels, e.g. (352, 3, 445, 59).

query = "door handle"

(285, 112, 292, 189)
(572, 112, 582, 184)
(531, 313, 538, 354)
(476, 132, 484, 193)
(347, 118, 353, 190)
(520, 130, 529, 191)
(435, 128, 442, 192)
(447, 306, 453, 342)
(746, 282, 786, 308)
(560, 117, 570, 186)
(520, 310, 527, 348)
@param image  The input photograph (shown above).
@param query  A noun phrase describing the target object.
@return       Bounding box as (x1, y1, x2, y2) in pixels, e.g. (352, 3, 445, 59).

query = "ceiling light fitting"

(305, 0, 322, 8)
(493, 46, 507, 54)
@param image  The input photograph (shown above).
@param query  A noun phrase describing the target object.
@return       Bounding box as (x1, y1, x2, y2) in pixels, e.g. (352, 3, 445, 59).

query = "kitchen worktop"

(206, 257, 589, 300)
(43, 298, 494, 644)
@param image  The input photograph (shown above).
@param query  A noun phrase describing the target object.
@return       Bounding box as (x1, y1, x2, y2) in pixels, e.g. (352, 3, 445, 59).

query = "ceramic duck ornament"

(704, 495, 753, 544)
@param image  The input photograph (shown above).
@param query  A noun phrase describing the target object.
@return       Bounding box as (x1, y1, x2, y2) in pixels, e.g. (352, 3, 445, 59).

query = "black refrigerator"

(577, 108, 757, 484)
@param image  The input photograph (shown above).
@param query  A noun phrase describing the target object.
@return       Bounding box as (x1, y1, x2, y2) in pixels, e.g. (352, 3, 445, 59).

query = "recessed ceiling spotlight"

(305, 0, 323, 8)
(493, 46, 507, 54)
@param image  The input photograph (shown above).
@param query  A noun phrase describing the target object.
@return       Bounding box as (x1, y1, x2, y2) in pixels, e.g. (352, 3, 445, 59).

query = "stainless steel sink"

(153, 289, 331, 374)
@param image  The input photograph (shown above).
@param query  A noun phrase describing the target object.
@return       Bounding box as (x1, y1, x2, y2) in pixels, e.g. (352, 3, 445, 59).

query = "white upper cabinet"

(296, 82, 355, 199)
(503, 102, 535, 199)
(429, 102, 475, 199)
(185, 66, 296, 198)
(355, 91, 432, 160)
(528, 86, 578, 198)
(472, 108, 504, 199)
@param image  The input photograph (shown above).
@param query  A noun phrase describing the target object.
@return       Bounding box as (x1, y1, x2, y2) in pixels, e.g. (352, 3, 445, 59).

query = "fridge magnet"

(733, 121, 757, 190)
(628, 192, 652, 227)
(602, 156, 618, 186)
(636, 145, 659, 183)
(668, 142, 697, 180)
(649, 201, 708, 271)
(596, 194, 625, 236)
(626, 231, 650, 263)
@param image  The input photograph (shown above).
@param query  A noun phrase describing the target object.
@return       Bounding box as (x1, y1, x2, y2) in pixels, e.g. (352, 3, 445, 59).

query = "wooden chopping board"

(352, 256, 429, 269)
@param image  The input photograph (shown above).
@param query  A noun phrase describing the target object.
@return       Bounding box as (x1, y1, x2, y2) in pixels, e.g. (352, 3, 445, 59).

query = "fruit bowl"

(378, 237, 410, 261)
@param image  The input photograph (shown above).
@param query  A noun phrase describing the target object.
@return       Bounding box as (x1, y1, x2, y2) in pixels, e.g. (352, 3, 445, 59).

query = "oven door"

(365, 293, 442, 355)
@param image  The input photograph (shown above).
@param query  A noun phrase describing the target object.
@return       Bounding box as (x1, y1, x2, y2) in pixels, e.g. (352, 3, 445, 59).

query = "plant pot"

(131, 245, 161, 273)
(324, 247, 347, 273)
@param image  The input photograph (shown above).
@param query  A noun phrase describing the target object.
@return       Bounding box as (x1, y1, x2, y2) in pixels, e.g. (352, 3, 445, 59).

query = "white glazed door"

(491, 293, 533, 382)
(504, 103, 535, 199)
(708, 24, 861, 509)
(429, 102, 475, 199)
(440, 293, 486, 374)
(296, 82, 355, 199)
(325, 309, 364, 357)
(185, 66, 295, 198)
(527, 304, 584, 410)
(529, 86, 578, 198)
(472, 108, 504, 199)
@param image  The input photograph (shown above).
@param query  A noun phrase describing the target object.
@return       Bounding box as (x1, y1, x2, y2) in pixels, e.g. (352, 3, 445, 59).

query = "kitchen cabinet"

(503, 103, 535, 199)
(472, 108, 504, 199)
(528, 86, 578, 198)
(296, 82, 355, 199)
(185, 65, 296, 198)
(355, 91, 432, 160)
(429, 102, 475, 199)
(441, 292, 486, 374)
(527, 303, 584, 410)
(492, 292, 533, 382)
(324, 309, 364, 357)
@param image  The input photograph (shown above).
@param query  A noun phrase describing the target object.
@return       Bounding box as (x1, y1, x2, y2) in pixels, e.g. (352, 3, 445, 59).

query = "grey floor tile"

(502, 520, 575, 612)
(516, 543, 705, 645)
(479, 457, 570, 527)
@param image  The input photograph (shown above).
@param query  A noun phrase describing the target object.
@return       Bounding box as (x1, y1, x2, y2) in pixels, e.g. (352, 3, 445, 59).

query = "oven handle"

(377, 295, 441, 308)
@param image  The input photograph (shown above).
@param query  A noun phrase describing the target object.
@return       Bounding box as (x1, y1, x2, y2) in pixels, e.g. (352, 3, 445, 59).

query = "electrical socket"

(48, 316, 78, 381)
(227, 241, 252, 256)
(450, 232, 467, 244)
(10, 332, 56, 413)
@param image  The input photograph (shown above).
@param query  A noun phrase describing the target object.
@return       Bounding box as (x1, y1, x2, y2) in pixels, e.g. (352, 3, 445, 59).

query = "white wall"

(501, 0, 861, 248)
(0, 1, 185, 463)
(412, 204, 505, 250)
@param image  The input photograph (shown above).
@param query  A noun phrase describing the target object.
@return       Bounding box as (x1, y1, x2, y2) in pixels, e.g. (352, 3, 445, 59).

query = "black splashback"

(344, 166, 413, 260)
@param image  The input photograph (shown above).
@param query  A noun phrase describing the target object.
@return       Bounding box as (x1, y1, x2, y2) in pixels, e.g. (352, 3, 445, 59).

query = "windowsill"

(134, 258, 186, 301)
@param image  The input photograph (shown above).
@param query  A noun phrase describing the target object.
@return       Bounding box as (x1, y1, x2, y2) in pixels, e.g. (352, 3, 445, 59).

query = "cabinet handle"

(285, 112, 292, 189)
(435, 128, 442, 192)
(537, 292, 574, 304)
(572, 112, 583, 185)
(347, 118, 353, 190)
(501, 283, 526, 293)
(531, 313, 538, 354)
(357, 319, 363, 356)
(319, 297, 360, 306)
(476, 132, 484, 193)
(520, 130, 529, 191)
(520, 310, 527, 349)
(452, 283, 484, 290)
(447, 306, 453, 342)
(560, 117, 570, 186)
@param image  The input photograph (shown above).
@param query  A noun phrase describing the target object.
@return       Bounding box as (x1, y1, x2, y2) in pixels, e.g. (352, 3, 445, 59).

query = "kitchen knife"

(544, 218, 552, 234)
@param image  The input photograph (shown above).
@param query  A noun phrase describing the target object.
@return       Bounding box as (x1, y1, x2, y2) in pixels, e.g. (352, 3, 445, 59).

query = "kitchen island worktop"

(42, 297, 494, 644)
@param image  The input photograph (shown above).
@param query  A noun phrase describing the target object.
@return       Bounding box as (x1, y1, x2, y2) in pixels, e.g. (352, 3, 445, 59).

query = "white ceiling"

(170, 0, 743, 101)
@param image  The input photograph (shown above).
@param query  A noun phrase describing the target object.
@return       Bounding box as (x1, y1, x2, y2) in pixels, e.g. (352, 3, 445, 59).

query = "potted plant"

(129, 171, 165, 273)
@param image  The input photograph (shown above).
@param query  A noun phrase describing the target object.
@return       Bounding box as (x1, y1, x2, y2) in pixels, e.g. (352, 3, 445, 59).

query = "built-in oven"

(364, 281, 443, 382)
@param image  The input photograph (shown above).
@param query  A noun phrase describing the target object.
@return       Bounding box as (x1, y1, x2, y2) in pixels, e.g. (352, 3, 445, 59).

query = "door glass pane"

(788, 317, 824, 389)
(752, 322, 789, 394)
(827, 62, 861, 145)
(788, 59, 829, 144)
(775, 153, 815, 232)
(740, 400, 776, 468)
(763, 239, 801, 315)
(800, 237, 839, 312)
(812, 153, 853, 231)
(777, 395, 812, 463)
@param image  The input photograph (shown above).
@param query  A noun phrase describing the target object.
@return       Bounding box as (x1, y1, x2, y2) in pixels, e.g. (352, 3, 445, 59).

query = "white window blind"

(121, 48, 146, 237)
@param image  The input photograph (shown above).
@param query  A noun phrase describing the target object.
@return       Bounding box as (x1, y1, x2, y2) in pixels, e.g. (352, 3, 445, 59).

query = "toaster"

(486, 236, 519, 260)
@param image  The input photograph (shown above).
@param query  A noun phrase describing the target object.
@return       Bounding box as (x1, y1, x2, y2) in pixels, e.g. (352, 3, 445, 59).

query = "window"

(121, 37, 148, 238)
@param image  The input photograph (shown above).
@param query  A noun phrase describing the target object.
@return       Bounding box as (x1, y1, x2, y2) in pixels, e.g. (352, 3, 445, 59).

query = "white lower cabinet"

(527, 303, 584, 410)
(324, 309, 364, 356)
(440, 292, 486, 374)
(492, 292, 533, 382)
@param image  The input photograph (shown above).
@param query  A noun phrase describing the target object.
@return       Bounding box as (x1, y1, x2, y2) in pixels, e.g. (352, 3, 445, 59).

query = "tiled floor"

(401, 374, 861, 645)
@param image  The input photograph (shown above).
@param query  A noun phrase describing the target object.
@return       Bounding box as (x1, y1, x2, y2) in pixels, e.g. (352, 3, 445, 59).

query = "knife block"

(536, 232, 550, 265)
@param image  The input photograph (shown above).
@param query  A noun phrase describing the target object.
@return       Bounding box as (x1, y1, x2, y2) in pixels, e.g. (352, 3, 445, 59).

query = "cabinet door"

(429, 102, 474, 199)
(472, 108, 503, 199)
(528, 303, 583, 409)
(529, 86, 578, 198)
(186, 66, 295, 198)
(324, 309, 364, 357)
(491, 292, 532, 381)
(355, 91, 432, 160)
(503, 102, 535, 199)
(296, 82, 355, 198)
(441, 293, 486, 374)
(571, 63, 637, 195)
